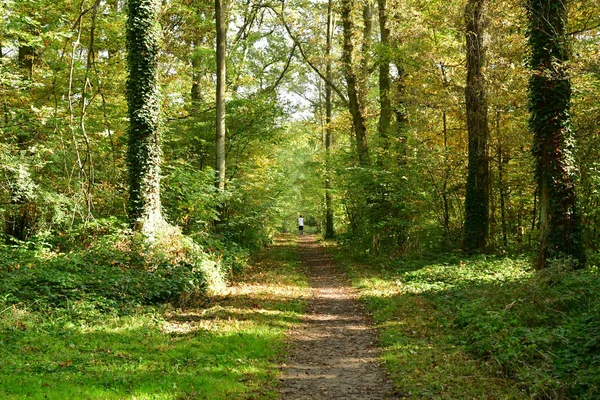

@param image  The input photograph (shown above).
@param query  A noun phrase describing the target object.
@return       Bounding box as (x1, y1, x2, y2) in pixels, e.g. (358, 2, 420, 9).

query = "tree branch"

(270, 5, 349, 107)
(263, 42, 296, 93)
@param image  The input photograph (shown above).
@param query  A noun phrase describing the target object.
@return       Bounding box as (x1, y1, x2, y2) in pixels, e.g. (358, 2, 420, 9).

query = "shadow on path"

(278, 235, 396, 399)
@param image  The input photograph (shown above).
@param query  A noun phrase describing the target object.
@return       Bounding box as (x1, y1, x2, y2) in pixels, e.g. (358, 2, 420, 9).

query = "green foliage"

(0, 236, 308, 400)
(454, 260, 600, 398)
(0, 228, 216, 310)
(333, 247, 528, 398)
(162, 162, 219, 234)
(336, 245, 600, 398)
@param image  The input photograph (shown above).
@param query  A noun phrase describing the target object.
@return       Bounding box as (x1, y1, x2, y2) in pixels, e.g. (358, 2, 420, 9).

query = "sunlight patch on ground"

(0, 236, 309, 400)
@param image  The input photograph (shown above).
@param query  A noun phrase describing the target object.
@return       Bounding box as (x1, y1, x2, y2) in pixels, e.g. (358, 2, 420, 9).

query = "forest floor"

(4, 234, 595, 399)
(0, 234, 309, 400)
(328, 243, 531, 399)
(278, 235, 396, 399)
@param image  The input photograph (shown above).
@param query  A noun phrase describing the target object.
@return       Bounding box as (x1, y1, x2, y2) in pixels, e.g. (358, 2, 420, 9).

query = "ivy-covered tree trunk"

(342, 0, 370, 166)
(215, 0, 227, 191)
(126, 0, 165, 235)
(526, 0, 585, 268)
(463, 0, 490, 253)
(324, 0, 335, 239)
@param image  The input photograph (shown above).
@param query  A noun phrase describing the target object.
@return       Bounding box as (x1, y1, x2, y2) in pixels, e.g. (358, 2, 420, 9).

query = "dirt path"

(278, 235, 396, 399)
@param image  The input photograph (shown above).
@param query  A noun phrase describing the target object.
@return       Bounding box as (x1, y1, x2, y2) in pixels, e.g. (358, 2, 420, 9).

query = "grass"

(326, 244, 540, 399)
(0, 234, 308, 399)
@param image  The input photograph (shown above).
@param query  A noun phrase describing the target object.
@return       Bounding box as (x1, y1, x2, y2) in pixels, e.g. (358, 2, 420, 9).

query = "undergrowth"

(0, 219, 230, 311)
(0, 232, 306, 399)
(331, 244, 600, 399)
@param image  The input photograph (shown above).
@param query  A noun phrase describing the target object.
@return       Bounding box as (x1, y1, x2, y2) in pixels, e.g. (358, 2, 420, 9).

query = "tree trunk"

(324, 0, 335, 239)
(442, 110, 450, 245)
(529, 190, 537, 246)
(361, 0, 373, 115)
(191, 41, 203, 103)
(377, 0, 391, 155)
(463, 0, 490, 253)
(126, 0, 165, 236)
(215, 0, 227, 191)
(526, 0, 585, 268)
(497, 111, 509, 248)
(341, 0, 369, 166)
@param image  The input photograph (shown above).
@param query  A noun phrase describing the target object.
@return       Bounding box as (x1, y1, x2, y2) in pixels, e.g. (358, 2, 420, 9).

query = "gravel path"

(278, 235, 396, 399)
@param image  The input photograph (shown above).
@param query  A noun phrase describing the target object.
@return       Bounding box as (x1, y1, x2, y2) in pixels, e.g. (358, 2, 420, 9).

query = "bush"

(450, 259, 600, 398)
(0, 221, 229, 311)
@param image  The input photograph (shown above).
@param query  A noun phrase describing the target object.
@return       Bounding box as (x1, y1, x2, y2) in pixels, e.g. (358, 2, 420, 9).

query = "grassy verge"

(0, 234, 308, 399)
(328, 244, 600, 399)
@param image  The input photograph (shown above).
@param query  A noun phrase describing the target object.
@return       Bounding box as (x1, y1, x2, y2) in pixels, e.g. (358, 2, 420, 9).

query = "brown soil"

(278, 235, 396, 399)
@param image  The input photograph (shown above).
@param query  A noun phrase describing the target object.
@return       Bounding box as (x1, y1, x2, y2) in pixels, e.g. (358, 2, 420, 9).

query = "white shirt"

(298, 217, 304, 227)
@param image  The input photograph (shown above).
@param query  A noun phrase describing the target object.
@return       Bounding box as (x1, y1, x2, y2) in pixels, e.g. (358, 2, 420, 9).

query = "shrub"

(0, 221, 229, 311)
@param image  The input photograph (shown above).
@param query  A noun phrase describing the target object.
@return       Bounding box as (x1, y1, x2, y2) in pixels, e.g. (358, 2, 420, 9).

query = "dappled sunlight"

(220, 282, 306, 301)
(353, 256, 535, 297)
(157, 234, 309, 342)
(278, 235, 396, 399)
(332, 249, 531, 398)
(0, 236, 309, 400)
(162, 305, 300, 335)
(355, 277, 403, 297)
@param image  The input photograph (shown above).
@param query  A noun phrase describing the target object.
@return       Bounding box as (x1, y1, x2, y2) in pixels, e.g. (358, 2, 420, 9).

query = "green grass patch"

(0, 234, 308, 399)
(328, 244, 600, 399)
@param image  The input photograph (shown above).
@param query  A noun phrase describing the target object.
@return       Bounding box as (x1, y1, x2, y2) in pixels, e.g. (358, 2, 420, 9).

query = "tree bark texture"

(215, 0, 227, 191)
(361, 0, 373, 110)
(191, 41, 203, 102)
(126, 0, 165, 235)
(496, 111, 509, 248)
(377, 0, 392, 153)
(526, 0, 585, 268)
(325, 0, 335, 239)
(464, 0, 490, 253)
(342, 0, 370, 166)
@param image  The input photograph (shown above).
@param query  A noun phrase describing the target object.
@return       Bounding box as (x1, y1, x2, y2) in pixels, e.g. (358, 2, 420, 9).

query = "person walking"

(298, 215, 304, 235)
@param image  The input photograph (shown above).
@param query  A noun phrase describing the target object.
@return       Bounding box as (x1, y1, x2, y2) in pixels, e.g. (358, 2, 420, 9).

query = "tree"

(215, 0, 227, 191)
(377, 0, 392, 154)
(526, 0, 585, 267)
(463, 0, 490, 253)
(126, 0, 165, 235)
(341, 0, 370, 166)
(324, 0, 335, 239)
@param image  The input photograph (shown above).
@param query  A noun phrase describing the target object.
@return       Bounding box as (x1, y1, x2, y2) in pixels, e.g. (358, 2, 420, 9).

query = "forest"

(1, 0, 600, 398)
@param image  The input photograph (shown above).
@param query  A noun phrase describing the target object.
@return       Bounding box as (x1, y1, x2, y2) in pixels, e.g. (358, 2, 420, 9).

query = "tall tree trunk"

(126, 0, 165, 235)
(341, 0, 369, 166)
(324, 0, 335, 239)
(497, 111, 509, 248)
(442, 110, 451, 246)
(360, 0, 373, 115)
(377, 0, 391, 155)
(526, 0, 585, 268)
(215, 0, 227, 191)
(191, 41, 203, 103)
(463, 0, 490, 253)
(529, 191, 537, 246)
